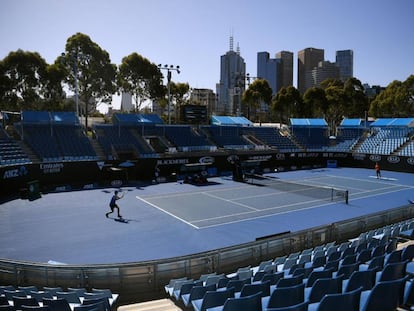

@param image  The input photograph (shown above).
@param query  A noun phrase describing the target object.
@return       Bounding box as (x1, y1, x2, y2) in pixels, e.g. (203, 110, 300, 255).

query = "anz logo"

(3, 166, 28, 179)
(387, 156, 400, 164)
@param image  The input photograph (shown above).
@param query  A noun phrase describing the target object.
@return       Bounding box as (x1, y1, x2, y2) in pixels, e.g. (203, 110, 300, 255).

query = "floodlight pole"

(158, 64, 180, 124)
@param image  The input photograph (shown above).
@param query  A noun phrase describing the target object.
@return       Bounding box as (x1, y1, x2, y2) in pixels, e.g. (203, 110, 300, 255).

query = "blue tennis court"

(0, 167, 413, 264)
(135, 169, 412, 229)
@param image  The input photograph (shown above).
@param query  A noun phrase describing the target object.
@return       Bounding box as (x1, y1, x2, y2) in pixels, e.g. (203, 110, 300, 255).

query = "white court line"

(202, 192, 260, 211)
(368, 175, 397, 181)
(197, 199, 338, 229)
(135, 195, 199, 229)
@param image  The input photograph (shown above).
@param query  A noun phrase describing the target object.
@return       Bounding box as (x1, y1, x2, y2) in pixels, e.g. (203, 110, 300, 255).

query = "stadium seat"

(304, 275, 343, 303)
(263, 282, 305, 309)
(42, 298, 71, 311)
(343, 269, 376, 292)
(206, 291, 262, 311)
(359, 276, 407, 311)
(307, 286, 362, 311)
(191, 287, 235, 311)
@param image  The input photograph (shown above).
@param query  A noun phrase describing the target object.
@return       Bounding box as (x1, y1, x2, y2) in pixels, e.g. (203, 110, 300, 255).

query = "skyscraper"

(336, 50, 354, 81)
(217, 36, 246, 115)
(306, 61, 340, 88)
(276, 51, 294, 90)
(297, 48, 324, 93)
(257, 50, 293, 96)
(257, 52, 280, 95)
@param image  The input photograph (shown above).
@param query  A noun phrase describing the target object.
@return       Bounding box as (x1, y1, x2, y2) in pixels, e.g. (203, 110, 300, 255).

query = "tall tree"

(242, 79, 273, 121)
(170, 82, 190, 123)
(272, 86, 302, 124)
(302, 87, 328, 118)
(343, 77, 369, 118)
(0, 49, 48, 111)
(41, 63, 67, 111)
(60, 32, 117, 129)
(370, 75, 414, 117)
(118, 53, 163, 112)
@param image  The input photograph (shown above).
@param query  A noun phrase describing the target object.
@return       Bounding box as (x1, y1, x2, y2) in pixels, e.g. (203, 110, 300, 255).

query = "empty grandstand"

(1, 111, 414, 309)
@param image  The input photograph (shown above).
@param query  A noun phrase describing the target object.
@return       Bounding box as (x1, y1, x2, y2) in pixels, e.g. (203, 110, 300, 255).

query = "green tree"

(325, 84, 346, 131)
(370, 75, 414, 117)
(170, 82, 190, 123)
(0, 49, 48, 111)
(60, 32, 117, 129)
(343, 77, 369, 118)
(273, 86, 303, 124)
(302, 87, 328, 118)
(242, 79, 273, 121)
(41, 63, 67, 111)
(118, 53, 163, 112)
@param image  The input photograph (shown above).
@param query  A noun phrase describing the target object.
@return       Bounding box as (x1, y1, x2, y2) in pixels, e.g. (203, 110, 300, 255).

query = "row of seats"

(1, 122, 413, 166)
(164, 219, 414, 311)
(0, 127, 31, 166)
(0, 285, 118, 311)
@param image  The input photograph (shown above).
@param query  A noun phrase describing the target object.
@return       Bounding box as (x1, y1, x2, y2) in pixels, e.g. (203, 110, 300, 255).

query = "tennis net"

(245, 173, 349, 204)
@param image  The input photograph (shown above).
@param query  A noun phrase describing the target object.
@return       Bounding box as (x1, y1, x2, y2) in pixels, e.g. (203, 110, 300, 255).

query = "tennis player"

(106, 190, 124, 218)
(375, 162, 381, 179)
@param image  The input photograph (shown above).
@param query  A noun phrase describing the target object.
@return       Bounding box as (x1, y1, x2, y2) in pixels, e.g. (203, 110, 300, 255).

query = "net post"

(345, 190, 349, 204)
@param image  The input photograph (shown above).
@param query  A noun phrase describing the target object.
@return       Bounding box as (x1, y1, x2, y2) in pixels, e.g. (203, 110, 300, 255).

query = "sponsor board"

(156, 158, 189, 166)
(199, 156, 215, 164)
(387, 156, 400, 164)
(111, 180, 123, 187)
(3, 166, 28, 179)
(40, 163, 64, 174)
(369, 154, 382, 162)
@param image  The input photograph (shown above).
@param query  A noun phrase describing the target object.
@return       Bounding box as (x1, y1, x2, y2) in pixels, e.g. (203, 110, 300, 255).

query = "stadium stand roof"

(370, 118, 414, 127)
(112, 113, 164, 125)
(290, 118, 328, 127)
(21, 111, 79, 125)
(339, 118, 364, 127)
(210, 116, 253, 126)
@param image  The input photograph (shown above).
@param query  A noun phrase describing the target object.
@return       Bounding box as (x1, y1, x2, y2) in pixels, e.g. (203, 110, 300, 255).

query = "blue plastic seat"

(261, 271, 284, 285)
(237, 280, 270, 298)
(56, 291, 81, 304)
(304, 269, 333, 288)
(305, 275, 343, 303)
(343, 269, 376, 292)
(334, 262, 359, 279)
(266, 301, 308, 311)
(13, 297, 39, 309)
(276, 274, 304, 288)
(181, 284, 216, 307)
(375, 260, 407, 282)
(307, 286, 362, 311)
(263, 282, 305, 309)
(402, 244, 414, 261)
(42, 298, 72, 311)
(207, 291, 262, 311)
(192, 287, 235, 311)
(359, 276, 407, 311)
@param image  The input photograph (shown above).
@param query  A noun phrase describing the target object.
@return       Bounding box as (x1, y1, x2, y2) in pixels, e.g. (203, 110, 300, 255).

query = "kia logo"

(369, 155, 381, 162)
(111, 180, 123, 187)
(387, 156, 400, 164)
(407, 158, 414, 165)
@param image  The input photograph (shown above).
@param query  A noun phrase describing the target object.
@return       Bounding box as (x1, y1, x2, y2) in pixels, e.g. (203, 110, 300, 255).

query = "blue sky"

(1, 0, 413, 111)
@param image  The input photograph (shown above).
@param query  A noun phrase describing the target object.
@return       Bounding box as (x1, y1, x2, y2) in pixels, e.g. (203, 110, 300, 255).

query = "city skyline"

(1, 0, 413, 112)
